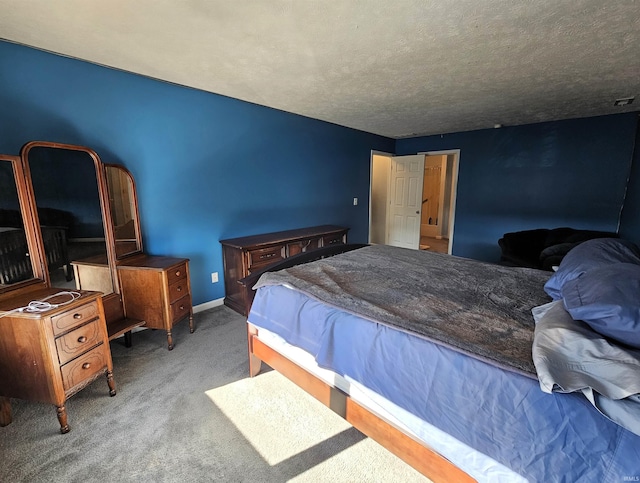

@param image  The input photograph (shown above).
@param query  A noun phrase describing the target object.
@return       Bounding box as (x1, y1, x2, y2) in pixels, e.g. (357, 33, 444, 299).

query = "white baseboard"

(193, 297, 225, 313)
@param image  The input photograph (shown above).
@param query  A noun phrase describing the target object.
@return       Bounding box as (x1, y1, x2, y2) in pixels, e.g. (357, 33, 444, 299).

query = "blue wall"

(396, 114, 639, 262)
(2, 40, 639, 305)
(0, 41, 394, 305)
(618, 115, 640, 241)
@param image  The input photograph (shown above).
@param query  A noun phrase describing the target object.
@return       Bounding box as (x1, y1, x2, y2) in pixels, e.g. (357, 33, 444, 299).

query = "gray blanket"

(254, 244, 551, 377)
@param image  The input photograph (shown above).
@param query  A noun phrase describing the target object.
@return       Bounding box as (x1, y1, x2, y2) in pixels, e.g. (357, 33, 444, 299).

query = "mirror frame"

(21, 141, 121, 304)
(0, 154, 47, 300)
(104, 163, 143, 259)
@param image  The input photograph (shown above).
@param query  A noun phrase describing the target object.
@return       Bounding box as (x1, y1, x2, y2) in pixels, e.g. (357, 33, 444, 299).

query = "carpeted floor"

(0, 305, 428, 482)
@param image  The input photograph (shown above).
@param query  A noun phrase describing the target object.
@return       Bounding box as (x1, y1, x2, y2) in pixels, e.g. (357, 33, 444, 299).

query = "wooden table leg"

(124, 330, 132, 348)
(188, 311, 195, 334)
(106, 370, 117, 397)
(0, 397, 12, 427)
(56, 405, 70, 434)
(166, 330, 174, 351)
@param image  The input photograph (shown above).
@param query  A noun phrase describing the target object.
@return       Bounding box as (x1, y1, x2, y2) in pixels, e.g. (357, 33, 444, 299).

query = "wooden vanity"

(0, 141, 193, 433)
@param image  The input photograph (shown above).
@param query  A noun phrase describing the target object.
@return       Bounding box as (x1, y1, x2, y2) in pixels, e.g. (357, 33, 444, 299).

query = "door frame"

(418, 149, 460, 254)
(368, 150, 394, 244)
(369, 149, 460, 254)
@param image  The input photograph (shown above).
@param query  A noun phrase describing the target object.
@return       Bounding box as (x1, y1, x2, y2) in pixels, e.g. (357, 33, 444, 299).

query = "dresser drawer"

(168, 278, 189, 304)
(247, 246, 284, 269)
(170, 294, 191, 323)
(56, 319, 103, 365)
(61, 343, 109, 391)
(51, 301, 100, 336)
(322, 233, 345, 246)
(287, 237, 320, 256)
(167, 262, 188, 285)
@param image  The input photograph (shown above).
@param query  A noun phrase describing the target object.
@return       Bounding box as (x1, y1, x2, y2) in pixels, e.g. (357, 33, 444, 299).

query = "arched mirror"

(22, 143, 116, 295)
(0, 155, 44, 292)
(105, 164, 142, 259)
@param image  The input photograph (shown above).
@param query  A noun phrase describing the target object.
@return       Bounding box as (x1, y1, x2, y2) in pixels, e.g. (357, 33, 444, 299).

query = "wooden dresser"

(220, 225, 348, 316)
(0, 289, 115, 433)
(117, 255, 194, 350)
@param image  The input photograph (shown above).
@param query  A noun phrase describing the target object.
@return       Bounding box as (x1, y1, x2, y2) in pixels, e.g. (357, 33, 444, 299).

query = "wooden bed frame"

(241, 244, 476, 482)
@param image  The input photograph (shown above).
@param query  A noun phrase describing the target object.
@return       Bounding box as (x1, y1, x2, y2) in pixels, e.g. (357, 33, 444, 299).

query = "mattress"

(248, 283, 640, 482)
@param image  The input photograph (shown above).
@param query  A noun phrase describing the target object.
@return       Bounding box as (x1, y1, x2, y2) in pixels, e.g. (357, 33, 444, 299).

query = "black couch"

(498, 227, 618, 271)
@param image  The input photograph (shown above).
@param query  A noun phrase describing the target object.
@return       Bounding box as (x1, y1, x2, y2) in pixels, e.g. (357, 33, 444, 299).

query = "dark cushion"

(544, 227, 577, 248)
(499, 227, 619, 270)
(544, 238, 640, 300)
(539, 242, 577, 261)
(539, 242, 578, 271)
(561, 263, 640, 349)
(499, 229, 549, 261)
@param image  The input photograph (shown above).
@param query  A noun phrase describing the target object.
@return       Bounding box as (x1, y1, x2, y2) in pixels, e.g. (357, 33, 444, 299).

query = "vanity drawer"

(171, 294, 191, 323)
(50, 301, 99, 336)
(168, 278, 189, 304)
(167, 262, 187, 285)
(61, 343, 109, 391)
(247, 246, 284, 269)
(56, 320, 102, 365)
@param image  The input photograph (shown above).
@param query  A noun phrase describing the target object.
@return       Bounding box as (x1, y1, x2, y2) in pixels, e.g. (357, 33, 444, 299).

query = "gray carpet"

(0, 305, 427, 482)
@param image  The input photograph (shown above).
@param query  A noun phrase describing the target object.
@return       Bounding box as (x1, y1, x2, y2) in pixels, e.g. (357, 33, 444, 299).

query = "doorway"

(369, 150, 459, 254)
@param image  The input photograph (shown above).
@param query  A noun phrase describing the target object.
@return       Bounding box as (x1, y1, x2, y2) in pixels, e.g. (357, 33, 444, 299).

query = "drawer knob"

(177, 286, 182, 292)
(77, 336, 87, 343)
(179, 305, 185, 311)
(73, 313, 82, 319)
(175, 270, 181, 277)
(82, 362, 91, 370)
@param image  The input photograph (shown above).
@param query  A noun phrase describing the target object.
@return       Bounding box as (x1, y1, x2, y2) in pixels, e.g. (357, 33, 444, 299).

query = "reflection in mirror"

(0, 158, 35, 286)
(26, 146, 114, 295)
(105, 165, 142, 258)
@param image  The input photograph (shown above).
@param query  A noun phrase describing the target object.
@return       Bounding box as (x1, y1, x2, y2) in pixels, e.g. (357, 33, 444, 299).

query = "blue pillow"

(561, 263, 640, 349)
(544, 238, 640, 300)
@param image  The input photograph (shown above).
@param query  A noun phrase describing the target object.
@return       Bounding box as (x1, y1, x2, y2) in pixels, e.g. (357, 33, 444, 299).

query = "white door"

(386, 155, 425, 249)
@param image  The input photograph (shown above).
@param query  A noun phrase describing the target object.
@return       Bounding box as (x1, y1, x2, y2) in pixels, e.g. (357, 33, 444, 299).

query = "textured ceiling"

(1, 0, 639, 138)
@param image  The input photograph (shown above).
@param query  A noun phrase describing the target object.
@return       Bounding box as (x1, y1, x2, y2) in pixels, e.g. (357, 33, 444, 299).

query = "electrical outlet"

(211, 272, 219, 283)
(353, 197, 358, 206)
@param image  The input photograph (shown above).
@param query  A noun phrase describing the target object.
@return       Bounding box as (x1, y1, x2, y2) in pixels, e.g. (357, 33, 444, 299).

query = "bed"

(245, 243, 640, 482)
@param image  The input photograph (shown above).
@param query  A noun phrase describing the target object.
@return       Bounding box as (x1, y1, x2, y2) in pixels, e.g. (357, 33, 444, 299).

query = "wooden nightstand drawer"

(168, 278, 189, 304)
(56, 320, 102, 365)
(171, 294, 191, 323)
(61, 343, 109, 391)
(247, 246, 284, 269)
(51, 301, 99, 336)
(167, 262, 187, 284)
